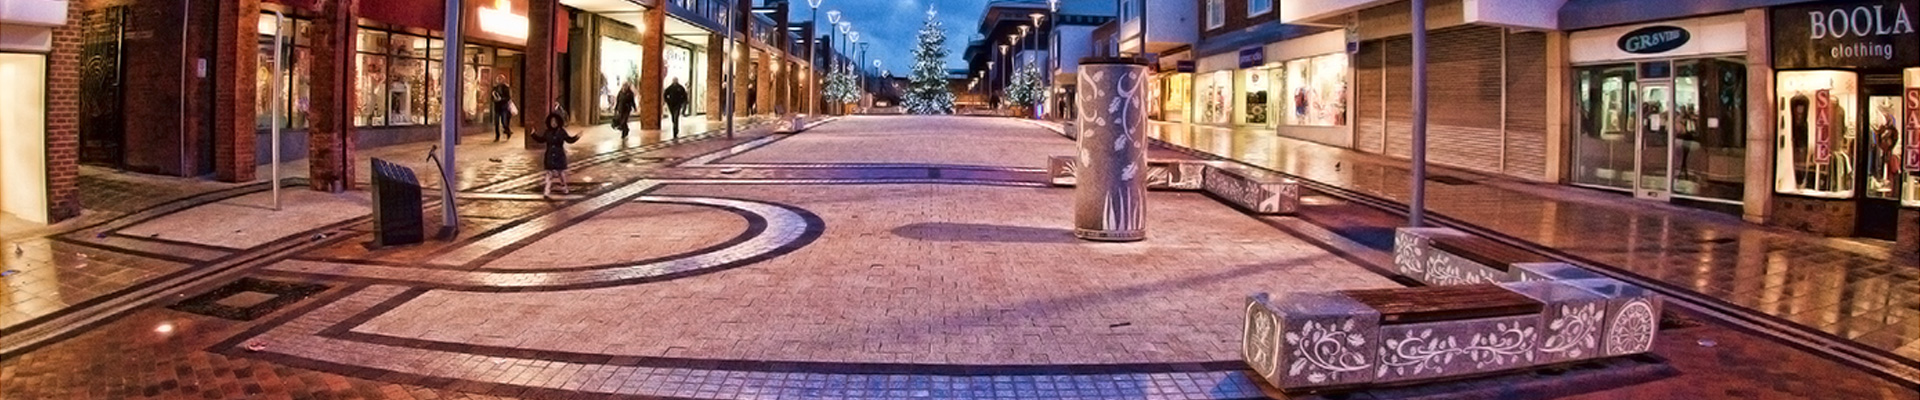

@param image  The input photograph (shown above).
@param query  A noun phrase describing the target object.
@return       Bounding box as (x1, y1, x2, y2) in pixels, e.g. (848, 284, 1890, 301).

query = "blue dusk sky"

(790, 0, 988, 76)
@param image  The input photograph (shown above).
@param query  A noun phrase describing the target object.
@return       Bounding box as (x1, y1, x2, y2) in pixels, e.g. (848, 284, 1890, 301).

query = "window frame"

(1206, 0, 1226, 30)
(1248, 0, 1273, 18)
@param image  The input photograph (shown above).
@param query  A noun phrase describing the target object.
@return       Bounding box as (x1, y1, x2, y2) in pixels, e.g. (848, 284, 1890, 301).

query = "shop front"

(252, 0, 532, 161)
(1150, 61, 1192, 123)
(1194, 52, 1235, 127)
(1767, 0, 1919, 244)
(1567, 13, 1753, 211)
(0, 51, 49, 224)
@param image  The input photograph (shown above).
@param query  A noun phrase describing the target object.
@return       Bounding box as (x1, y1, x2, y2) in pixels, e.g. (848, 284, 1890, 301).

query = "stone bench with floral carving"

(1241, 279, 1660, 392)
(1045, 156, 1298, 214)
(1393, 227, 1611, 286)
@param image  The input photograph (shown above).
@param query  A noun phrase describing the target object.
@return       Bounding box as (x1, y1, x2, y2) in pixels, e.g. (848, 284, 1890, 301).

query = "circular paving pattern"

(262, 195, 824, 291)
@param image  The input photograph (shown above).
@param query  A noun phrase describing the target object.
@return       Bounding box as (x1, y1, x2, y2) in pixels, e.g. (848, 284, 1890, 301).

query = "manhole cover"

(168, 278, 329, 321)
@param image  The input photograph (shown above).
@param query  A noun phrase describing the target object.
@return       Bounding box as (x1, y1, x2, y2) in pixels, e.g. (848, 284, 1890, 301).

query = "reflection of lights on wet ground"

(155, 322, 175, 334)
(1300, 195, 1341, 206)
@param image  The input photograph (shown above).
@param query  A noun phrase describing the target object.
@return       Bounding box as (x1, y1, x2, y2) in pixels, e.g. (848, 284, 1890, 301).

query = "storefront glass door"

(1638, 82, 1673, 200)
(1859, 83, 1906, 240)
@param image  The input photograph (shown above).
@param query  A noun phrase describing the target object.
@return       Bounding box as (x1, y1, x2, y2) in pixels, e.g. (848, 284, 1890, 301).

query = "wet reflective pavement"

(1144, 121, 1920, 363)
(1, 116, 1916, 399)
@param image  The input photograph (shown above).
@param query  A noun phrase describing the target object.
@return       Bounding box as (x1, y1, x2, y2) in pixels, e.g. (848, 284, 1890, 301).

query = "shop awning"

(1559, 0, 1820, 30)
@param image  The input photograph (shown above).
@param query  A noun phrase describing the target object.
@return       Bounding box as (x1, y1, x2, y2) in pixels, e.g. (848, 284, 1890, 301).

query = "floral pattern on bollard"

(1072, 59, 1150, 241)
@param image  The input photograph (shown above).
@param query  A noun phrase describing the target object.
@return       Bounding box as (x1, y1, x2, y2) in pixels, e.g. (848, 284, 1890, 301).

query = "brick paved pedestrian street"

(3, 116, 1917, 399)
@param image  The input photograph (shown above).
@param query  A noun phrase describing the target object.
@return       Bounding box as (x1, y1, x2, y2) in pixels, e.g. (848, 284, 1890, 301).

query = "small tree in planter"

(1002, 64, 1045, 118)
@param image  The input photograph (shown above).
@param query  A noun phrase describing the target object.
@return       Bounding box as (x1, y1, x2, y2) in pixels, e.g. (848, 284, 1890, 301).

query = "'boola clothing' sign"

(1772, 0, 1920, 69)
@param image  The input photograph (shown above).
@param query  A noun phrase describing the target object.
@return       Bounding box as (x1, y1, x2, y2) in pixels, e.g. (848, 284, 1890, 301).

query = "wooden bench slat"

(1429, 235, 1553, 272)
(1340, 284, 1543, 325)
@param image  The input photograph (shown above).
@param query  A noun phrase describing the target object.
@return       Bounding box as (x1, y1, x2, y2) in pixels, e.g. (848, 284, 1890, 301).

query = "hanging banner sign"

(1816, 89, 1834, 164)
(1905, 87, 1919, 171)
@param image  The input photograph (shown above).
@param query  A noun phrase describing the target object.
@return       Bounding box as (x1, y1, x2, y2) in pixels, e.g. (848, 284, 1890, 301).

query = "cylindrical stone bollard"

(1073, 58, 1150, 242)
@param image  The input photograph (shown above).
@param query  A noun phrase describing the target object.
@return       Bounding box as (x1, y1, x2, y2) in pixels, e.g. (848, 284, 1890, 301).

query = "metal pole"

(810, 7, 817, 115)
(1410, 0, 1428, 227)
(269, 11, 285, 210)
(440, 0, 464, 235)
(725, 6, 736, 138)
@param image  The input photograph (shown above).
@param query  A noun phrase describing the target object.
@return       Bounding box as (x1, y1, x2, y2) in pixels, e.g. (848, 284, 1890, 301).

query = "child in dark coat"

(532, 112, 580, 197)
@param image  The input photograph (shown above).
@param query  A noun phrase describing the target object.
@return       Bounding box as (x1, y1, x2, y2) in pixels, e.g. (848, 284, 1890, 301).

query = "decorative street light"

(808, 0, 823, 115)
(1018, 25, 1030, 68)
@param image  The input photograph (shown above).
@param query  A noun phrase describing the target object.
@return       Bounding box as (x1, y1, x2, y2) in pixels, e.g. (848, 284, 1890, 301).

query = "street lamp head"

(1018, 25, 1028, 35)
(873, 59, 881, 68)
(807, 0, 822, 9)
(1031, 13, 1044, 24)
(1049, 0, 1059, 12)
(838, 22, 851, 34)
(827, 10, 840, 24)
(850, 31, 860, 43)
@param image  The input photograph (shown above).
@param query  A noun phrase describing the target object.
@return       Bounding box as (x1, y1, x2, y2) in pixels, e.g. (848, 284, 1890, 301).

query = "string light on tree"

(904, 5, 955, 114)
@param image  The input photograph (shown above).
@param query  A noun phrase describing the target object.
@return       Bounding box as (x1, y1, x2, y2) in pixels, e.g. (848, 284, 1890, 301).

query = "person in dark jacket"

(746, 82, 758, 115)
(663, 78, 689, 137)
(532, 111, 581, 197)
(613, 81, 636, 139)
(491, 74, 514, 141)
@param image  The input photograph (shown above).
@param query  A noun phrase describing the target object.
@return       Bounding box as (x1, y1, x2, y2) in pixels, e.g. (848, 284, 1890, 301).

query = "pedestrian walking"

(663, 78, 689, 138)
(533, 111, 580, 197)
(746, 82, 758, 115)
(491, 74, 515, 141)
(613, 81, 636, 139)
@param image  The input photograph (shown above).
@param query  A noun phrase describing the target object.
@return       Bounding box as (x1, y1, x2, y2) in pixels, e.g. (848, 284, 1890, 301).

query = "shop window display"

(1148, 77, 1163, 120)
(356, 53, 387, 126)
(1162, 73, 1190, 122)
(1283, 53, 1347, 127)
(599, 37, 642, 119)
(1775, 70, 1858, 198)
(1240, 68, 1272, 125)
(1573, 65, 1638, 190)
(255, 17, 311, 130)
(1866, 94, 1904, 200)
(1669, 58, 1747, 202)
(1198, 70, 1231, 125)
(462, 46, 495, 126)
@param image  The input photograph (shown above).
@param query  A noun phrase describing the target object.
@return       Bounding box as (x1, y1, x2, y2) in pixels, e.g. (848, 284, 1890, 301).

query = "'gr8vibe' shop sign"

(1773, 0, 1920, 69)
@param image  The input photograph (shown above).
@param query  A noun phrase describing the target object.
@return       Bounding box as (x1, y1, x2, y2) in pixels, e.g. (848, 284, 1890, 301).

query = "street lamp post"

(808, 0, 822, 116)
(857, 41, 869, 101)
(838, 22, 852, 113)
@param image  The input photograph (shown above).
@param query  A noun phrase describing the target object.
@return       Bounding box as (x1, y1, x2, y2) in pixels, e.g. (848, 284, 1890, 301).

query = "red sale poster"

(1906, 88, 1919, 171)
(1816, 89, 1832, 164)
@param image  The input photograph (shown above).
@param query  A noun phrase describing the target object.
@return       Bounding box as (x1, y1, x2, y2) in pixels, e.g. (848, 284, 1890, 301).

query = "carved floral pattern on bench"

(1540, 303, 1604, 360)
(1046, 156, 1296, 214)
(1286, 319, 1373, 384)
(1376, 318, 1538, 381)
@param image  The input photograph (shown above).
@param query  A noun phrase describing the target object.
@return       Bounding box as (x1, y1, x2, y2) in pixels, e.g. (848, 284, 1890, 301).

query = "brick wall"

(213, 0, 260, 182)
(705, 33, 722, 120)
(46, 0, 86, 221)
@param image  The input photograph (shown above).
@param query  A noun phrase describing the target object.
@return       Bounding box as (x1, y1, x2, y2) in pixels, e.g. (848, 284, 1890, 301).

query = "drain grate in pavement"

(1429, 175, 1478, 185)
(1660, 311, 1703, 330)
(168, 278, 329, 321)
